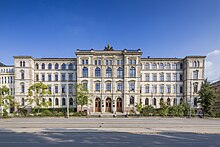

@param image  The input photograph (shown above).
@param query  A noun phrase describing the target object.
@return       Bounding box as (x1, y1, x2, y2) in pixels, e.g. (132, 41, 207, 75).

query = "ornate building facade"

(0, 46, 205, 114)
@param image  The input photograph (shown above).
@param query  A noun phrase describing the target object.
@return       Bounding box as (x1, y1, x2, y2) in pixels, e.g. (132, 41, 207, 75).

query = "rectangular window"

(133, 60, 136, 64)
(83, 83, 88, 90)
(42, 74, 45, 82)
(173, 85, 176, 93)
(167, 85, 171, 93)
(145, 74, 150, 81)
(55, 86, 58, 93)
(130, 59, 132, 65)
(121, 60, 123, 65)
(86, 59, 88, 65)
(109, 60, 112, 65)
(48, 74, 52, 81)
(117, 83, 123, 91)
(82, 59, 84, 65)
(166, 73, 171, 81)
(69, 73, 73, 81)
(61, 74, 66, 81)
(117, 60, 120, 65)
(145, 85, 149, 93)
(95, 83, 100, 91)
(98, 60, 101, 65)
(69, 84, 73, 94)
(55, 74, 58, 81)
(106, 83, 111, 91)
(62, 85, 65, 93)
(95, 60, 97, 65)
(193, 83, 198, 93)
(180, 85, 183, 93)
(160, 74, 164, 81)
(193, 71, 198, 79)
(153, 85, 157, 93)
(173, 73, 177, 81)
(21, 85, 25, 93)
(153, 73, 157, 81)
(129, 82, 135, 91)
(48, 85, 52, 93)
(160, 85, 164, 93)
(36, 74, 39, 81)
(179, 74, 183, 81)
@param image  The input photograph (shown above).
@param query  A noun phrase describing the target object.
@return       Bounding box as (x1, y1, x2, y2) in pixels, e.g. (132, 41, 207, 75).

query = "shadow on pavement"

(0, 128, 220, 147)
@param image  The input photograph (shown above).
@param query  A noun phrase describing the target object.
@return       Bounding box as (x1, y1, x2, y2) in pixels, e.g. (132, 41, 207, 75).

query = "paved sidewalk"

(0, 117, 220, 134)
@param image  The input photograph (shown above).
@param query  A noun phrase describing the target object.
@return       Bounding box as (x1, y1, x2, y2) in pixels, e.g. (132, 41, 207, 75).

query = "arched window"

(21, 83, 25, 93)
(172, 63, 177, 69)
(167, 98, 171, 105)
(42, 63, 45, 69)
(153, 98, 156, 106)
(62, 98, 66, 105)
(82, 67, 88, 77)
(117, 67, 123, 78)
(194, 98, 197, 107)
(55, 63, 59, 69)
(35, 63, 39, 69)
(21, 70, 24, 80)
(159, 63, 163, 69)
(152, 63, 157, 69)
(55, 98, 59, 105)
(21, 98, 25, 106)
(95, 67, 101, 77)
(145, 63, 150, 69)
(69, 98, 73, 105)
(197, 61, 200, 67)
(193, 61, 197, 67)
(106, 67, 112, 77)
(20, 61, 22, 67)
(68, 63, 73, 70)
(23, 61, 25, 67)
(130, 96, 134, 105)
(145, 98, 149, 105)
(173, 98, 177, 105)
(62, 63, 66, 70)
(48, 63, 52, 69)
(130, 67, 136, 77)
(166, 63, 171, 69)
(49, 98, 52, 106)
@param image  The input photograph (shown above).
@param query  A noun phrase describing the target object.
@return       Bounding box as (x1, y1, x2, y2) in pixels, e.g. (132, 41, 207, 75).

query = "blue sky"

(0, 0, 220, 80)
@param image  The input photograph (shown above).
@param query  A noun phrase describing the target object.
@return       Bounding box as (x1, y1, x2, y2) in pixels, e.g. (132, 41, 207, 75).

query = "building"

(210, 81, 220, 111)
(0, 45, 206, 114)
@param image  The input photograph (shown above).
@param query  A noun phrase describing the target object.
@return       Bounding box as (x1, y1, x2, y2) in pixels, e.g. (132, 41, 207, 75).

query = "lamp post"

(66, 78, 69, 118)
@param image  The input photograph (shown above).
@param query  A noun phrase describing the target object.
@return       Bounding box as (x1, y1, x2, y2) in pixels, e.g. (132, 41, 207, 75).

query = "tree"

(75, 84, 92, 114)
(27, 82, 51, 114)
(198, 79, 216, 116)
(0, 86, 13, 117)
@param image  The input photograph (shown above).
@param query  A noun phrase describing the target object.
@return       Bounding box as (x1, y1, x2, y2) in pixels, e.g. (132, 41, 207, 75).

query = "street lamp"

(66, 78, 69, 118)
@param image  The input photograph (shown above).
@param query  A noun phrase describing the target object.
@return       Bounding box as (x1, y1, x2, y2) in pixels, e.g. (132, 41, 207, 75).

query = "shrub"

(159, 105, 169, 117)
(142, 105, 155, 116)
(169, 106, 178, 116)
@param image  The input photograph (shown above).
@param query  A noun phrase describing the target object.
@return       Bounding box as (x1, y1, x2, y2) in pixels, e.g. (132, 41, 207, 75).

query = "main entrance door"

(95, 98, 101, 112)
(116, 98, 122, 112)
(105, 98, 112, 112)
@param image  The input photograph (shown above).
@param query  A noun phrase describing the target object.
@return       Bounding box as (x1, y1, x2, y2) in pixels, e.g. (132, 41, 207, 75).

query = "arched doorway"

(116, 98, 122, 112)
(105, 98, 112, 112)
(95, 98, 101, 112)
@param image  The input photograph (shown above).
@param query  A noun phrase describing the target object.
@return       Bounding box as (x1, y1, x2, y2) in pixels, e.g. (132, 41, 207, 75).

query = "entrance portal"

(116, 98, 122, 112)
(105, 98, 112, 112)
(95, 98, 101, 112)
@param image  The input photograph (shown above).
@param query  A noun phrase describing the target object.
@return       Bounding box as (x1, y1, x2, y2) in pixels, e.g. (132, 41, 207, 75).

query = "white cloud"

(205, 49, 220, 82)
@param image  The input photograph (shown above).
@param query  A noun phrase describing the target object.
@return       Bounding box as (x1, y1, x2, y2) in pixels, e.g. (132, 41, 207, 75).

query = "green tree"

(75, 84, 92, 114)
(27, 82, 51, 114)
(135, 101, 143, 113)
(0, 86, 13, 117)
(198, 79, 216, 116)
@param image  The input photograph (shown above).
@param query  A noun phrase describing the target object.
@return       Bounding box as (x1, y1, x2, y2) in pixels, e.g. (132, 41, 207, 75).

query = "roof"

(0, 62, 6, 67)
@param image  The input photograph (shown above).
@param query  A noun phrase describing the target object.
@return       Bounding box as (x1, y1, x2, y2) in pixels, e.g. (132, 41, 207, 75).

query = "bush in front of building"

(141, 105, 155, 116)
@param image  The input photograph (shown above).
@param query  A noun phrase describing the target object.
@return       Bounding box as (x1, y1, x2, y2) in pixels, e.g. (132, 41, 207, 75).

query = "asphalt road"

(0, 132, 219, 147)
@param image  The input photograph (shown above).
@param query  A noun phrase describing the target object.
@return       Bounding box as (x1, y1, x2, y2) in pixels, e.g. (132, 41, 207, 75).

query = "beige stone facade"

(0, 46, 206, 114)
